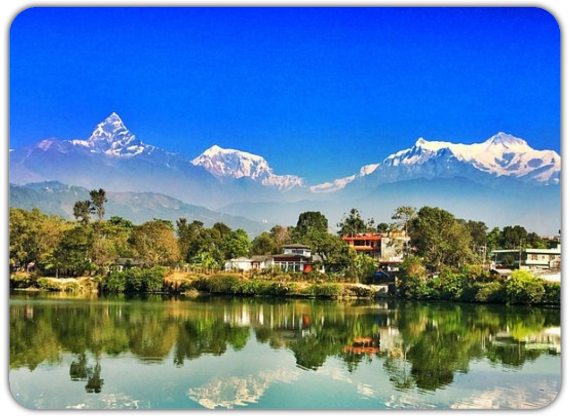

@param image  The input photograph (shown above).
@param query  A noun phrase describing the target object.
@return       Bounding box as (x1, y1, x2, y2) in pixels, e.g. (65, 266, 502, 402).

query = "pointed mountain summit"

(88, 112, 130, 143)
(67, 112, 153, 157)
(484, 132, 528, 147)
(191, 145, 305, 190)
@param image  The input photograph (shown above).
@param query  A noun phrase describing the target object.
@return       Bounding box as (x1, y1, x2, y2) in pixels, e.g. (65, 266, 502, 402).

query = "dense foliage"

(9, 190, 560, 305)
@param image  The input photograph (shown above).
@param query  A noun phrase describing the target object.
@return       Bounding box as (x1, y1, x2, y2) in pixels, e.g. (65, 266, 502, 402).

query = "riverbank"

(10, 266, 560, 306)
(10, 271, 394, 299)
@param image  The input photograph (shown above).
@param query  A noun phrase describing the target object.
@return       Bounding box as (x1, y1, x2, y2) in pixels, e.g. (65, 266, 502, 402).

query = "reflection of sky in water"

(9, 329, 561, 410)
(188, 369, 301, 409)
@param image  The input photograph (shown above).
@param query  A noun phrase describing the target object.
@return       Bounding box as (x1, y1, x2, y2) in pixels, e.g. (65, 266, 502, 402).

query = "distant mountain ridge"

(9, 181, 268, 237)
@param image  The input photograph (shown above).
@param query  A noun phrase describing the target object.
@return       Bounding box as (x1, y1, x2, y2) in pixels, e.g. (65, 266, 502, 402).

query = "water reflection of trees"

(70, 353, 104, 393)
(10, 294, 560, 394)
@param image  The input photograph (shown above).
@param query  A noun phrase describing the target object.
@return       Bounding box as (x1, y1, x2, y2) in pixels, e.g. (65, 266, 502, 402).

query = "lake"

(9, 291, 561, 410)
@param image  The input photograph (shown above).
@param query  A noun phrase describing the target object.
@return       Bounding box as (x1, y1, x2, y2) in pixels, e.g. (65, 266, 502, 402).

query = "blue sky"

(9, 7, 560, 183)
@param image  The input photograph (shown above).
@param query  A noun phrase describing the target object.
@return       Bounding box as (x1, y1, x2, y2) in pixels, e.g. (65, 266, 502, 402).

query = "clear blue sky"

(9, 7, 560, 183)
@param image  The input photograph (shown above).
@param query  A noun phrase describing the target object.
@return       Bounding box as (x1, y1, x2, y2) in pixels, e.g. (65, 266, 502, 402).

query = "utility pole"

(480, 245, 487, 270)
(518, 241, 522, 269)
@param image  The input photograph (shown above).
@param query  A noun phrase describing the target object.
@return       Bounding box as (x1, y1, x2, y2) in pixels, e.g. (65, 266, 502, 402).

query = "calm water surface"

(9, 291, 561, 410)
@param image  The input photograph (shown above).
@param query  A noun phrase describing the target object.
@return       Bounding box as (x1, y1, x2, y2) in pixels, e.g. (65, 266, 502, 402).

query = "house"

(112, 257, 147, 272)
(224, 255, 271, 272)
(223, 244, 324, 273)
(342, 233, 383, 258)
(341, 232, 410, 278)
(491, 244, 561, 270)
(271, 244, 319, 273)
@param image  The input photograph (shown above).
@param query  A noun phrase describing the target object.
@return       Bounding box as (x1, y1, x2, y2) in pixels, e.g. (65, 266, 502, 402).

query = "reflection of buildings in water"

(343, 327, 403, 357)
(222, 304, 314, 332)
(491, 327, 561, 354)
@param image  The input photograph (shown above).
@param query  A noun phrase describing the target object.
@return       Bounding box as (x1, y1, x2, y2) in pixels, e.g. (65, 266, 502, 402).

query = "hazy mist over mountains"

(9, 113, 561, 236)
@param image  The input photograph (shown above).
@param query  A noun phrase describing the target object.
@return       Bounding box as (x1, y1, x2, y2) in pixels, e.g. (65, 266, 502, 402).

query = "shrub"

(309, 283, 342, 298)
(10, 273, 35, 289)
(203, 274, 242, 294)
(100, 272, 127, 293)
(36, 278, 62, 291)
(142, 267, 166, 292)
(398, 274, 430, 299)
(474, 281, 506, 303)
(541, 281, 561, 305)
(343, 285, 375, 297)
(437, 272, 468, 301)
(63, 281, 80, 293)
(505, 270, 545, 305)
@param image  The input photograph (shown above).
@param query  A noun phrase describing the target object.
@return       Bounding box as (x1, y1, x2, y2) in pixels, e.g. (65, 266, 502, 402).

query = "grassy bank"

(9, 269, 389, 299)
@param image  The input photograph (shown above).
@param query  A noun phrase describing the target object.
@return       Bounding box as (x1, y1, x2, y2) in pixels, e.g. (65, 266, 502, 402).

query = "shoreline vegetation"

(9, 190, 560, 307)
(10, 264, 560, 306)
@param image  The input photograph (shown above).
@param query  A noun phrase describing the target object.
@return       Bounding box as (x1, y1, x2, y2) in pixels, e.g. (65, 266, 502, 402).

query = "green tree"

(221, 229, 252, 260)
(9, 208, 70, 273)
(108, 216, 134, 229)
(505, 269, 545, 305)
(52, 226, 94, 277)
(391, 206, 417, 237)
(463, 220, 487, 248)
(251, 232, 279, 255)
(270, 225, 292, 248)
(73, 200, 92, 226)
(337, 208, 368, 237)
(308, 230, 352, 272)
(130, 219, 180, 265)
(89, 188, 108, 221)
(410, 206, 473, 271)
(376, 222, 391, 233)
(97, 218, 135, 263)
(293, 211, 329, 241)
(486, 226, 502, 251)
(351, 251, 378, 283)
(500, 225, 528, 249)
(176, 219, 205, 262)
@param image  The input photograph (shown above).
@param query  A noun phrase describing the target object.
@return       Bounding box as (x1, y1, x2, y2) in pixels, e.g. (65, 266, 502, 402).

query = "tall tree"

(73, 200, 92, 226)
(176, 219, 205, 262)
(294, 211, 329, 241)
(251, 232, 280, 255)
(270, 225, 292, 248)
(500, 225, 529, 249)
(221, 229, 252, 259)
(308, 230, 353, 272)
(89, 189, 108, 221)
(130, 219, 180, 265)
(52, 226, 94, 277)
(409, 206, 473, 270)
(391, 206, 417, 237)
(9, 207, 70, 272)
(337, 208, 368, 236)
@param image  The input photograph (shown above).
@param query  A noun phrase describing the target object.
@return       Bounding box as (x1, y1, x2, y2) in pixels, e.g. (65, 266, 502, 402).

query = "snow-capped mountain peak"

(383, 133, 559, 180)
(311, 132, 560, 193)
(484, 132, 528, 147)
(88, 112, 129, 143)
(191, 145, 305, 190)
(66, 112, 155, 157)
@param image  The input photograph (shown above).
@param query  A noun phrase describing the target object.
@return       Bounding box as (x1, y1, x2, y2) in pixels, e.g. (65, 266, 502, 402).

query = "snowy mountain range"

(191, 145, 305, 190)
(310, 133, 560, 193)
(9, 113, 561, 235)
